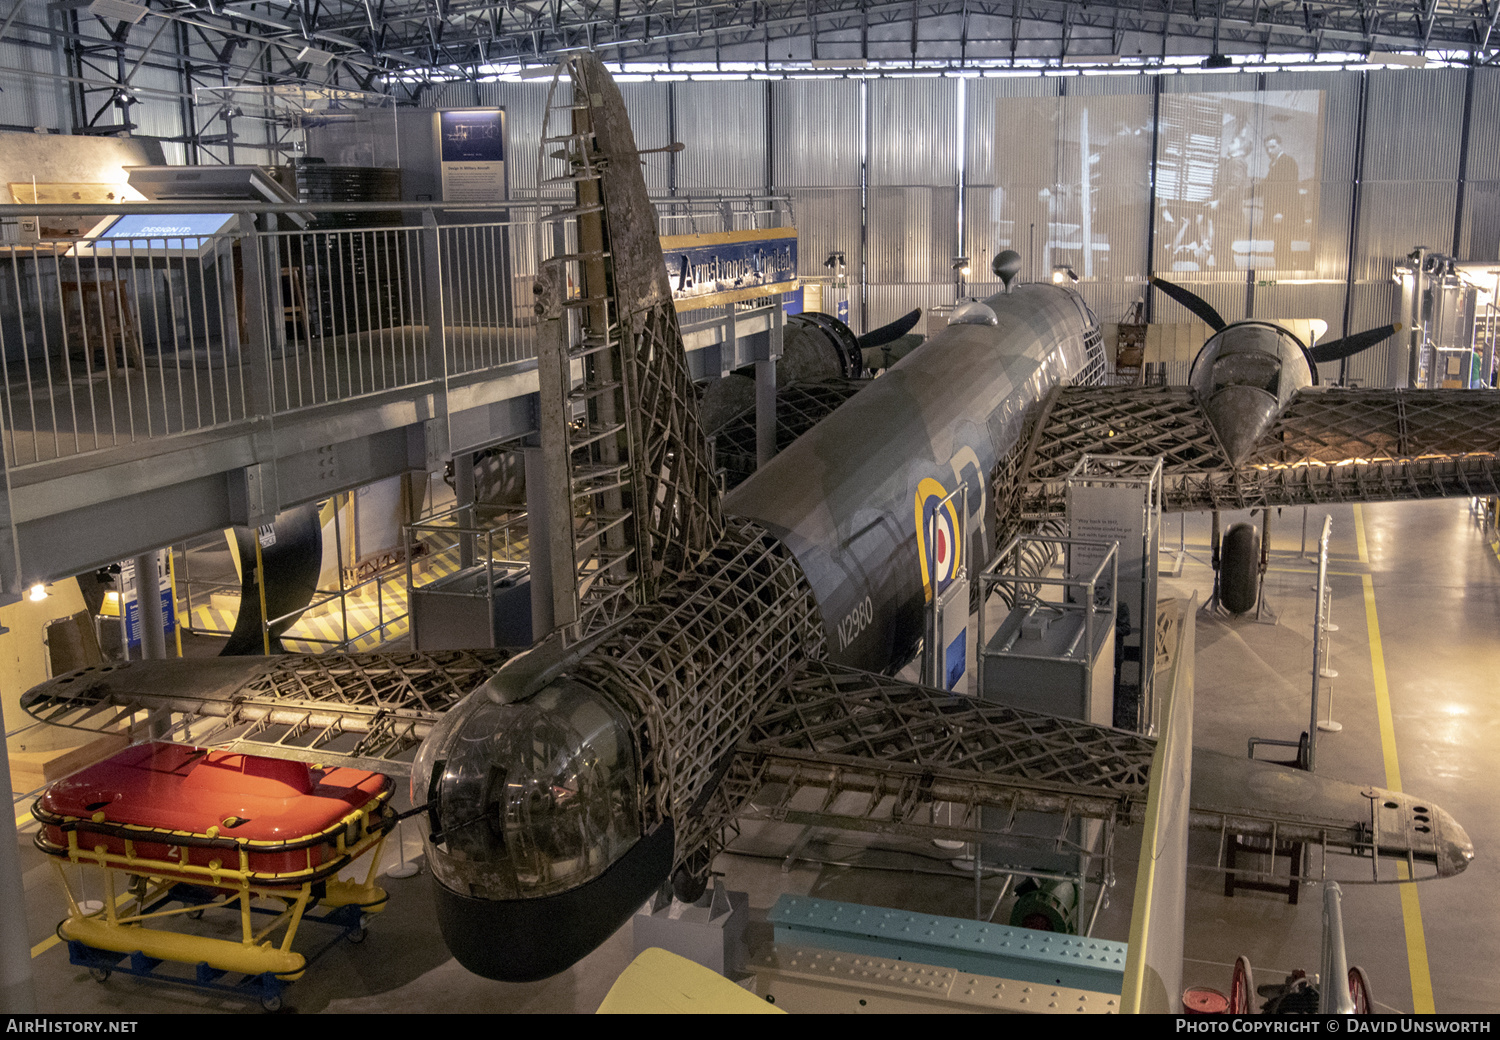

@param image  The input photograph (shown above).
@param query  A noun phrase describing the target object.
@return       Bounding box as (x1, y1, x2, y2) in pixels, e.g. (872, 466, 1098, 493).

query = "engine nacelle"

(1189, 321, 1318, 467)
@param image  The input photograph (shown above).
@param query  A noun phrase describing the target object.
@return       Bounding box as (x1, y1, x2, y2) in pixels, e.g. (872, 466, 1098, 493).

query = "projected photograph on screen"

(989, 94, 1153, 281)
(1154, 90, 1324, 275)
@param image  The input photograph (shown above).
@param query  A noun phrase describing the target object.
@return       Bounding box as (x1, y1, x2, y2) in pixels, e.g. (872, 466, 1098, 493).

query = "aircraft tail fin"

(533, 57, 722, 628)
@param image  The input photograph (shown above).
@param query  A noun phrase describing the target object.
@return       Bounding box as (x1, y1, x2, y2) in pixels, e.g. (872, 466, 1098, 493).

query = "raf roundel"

(914, 476, 963, 603)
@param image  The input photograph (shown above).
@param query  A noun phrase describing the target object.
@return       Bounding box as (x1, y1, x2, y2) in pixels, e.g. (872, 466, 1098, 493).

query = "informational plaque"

(437, 108, 506, 203)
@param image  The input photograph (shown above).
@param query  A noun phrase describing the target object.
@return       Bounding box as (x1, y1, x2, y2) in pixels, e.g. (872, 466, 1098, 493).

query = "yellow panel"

(9, 182, 127, 206)
(598, 947, 784, 1014)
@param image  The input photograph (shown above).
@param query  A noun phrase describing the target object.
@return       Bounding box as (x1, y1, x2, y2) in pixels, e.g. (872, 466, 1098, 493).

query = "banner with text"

(661, 227, 798, 312)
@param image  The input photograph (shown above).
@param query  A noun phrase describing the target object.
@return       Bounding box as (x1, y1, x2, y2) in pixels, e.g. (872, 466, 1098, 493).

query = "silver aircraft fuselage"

(725, 283, 1104, 673)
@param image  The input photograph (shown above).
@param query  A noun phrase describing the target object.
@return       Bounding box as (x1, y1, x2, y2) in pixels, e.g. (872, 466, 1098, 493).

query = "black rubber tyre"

(88, 967, 110, 983)
(1220, 522, 1261, 614)
(671, 864, 708, 904)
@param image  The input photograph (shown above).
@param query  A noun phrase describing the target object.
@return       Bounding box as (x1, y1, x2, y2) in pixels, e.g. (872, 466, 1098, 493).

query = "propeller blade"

(1150, 276, 1226, 332)
(855, 308, 923, 350)
(1308, 323, 1403, 364)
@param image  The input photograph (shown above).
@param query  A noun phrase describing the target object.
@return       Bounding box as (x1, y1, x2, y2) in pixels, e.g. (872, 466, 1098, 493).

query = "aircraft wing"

(720, 659, 1471, 883)
(17, 649, 510, 776)
(1012, 385, 1500, 520)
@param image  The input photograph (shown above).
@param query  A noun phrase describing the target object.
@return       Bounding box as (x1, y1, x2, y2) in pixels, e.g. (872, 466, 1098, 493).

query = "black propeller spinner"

(1149, 276, 1400, 366)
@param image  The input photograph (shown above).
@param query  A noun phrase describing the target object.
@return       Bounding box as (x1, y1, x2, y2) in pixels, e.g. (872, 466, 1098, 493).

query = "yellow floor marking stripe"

(1354, 503, 1369, 564)
(1362, 571, 1435, 1013)
(14, 809, 32, 829)
(1267, 566, 1366, 578)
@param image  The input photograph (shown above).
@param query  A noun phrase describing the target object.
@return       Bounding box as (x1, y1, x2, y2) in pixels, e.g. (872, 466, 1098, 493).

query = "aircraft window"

(1211, 352, 1281, 395)
(417, 680, 641, 901)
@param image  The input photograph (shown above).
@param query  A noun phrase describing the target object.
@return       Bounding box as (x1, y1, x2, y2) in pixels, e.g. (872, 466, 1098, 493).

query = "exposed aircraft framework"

(17, 53, 1485, 985)
(1011, 383, 1500, 526)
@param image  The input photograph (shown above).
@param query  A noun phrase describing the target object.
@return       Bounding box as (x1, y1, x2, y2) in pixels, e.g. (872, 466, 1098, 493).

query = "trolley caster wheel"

(347, 926, 367, 945)
(88, 967, 111, 983)
(187, 909, 204, 920)
(1229, 955, 1255, 1014)
(261, 993, 283, 1013)
(1349, 965, 1373, 1014)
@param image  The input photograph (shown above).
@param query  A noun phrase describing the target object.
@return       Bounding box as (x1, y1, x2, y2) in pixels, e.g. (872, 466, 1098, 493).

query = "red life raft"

(33, 742, 393, 887)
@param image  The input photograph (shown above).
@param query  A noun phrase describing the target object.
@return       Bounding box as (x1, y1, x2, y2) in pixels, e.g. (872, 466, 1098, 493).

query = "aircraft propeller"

(855, 308, 922, 350)
(1149, 275, 1401, 367)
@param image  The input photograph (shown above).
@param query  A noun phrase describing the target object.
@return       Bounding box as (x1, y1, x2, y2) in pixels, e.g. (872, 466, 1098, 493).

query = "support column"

(0, 696, 36, 1012)
(134, 551, 166, 661)
(755, 357, 777, 469)
(755, 302, 784, 470)
(453, 452, 476, 569)
(1407, 247, 1429, 388)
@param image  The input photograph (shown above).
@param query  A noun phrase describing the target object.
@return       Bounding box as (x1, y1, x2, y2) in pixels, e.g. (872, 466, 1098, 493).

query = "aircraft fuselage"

(725, 284, 1104, 674)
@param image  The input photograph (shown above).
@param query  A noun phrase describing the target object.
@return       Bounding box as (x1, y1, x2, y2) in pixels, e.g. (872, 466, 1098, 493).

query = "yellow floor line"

(1267, 566, 1367, 578)
(1362, 571, 1435, 1013)
(1353, 503, 1369, 564)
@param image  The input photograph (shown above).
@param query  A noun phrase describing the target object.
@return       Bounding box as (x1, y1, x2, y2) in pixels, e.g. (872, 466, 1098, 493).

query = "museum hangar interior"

(1, 0, 1499, 1016)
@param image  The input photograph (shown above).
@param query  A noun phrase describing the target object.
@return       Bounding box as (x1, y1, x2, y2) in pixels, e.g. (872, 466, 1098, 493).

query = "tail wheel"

(671, 844, 713, 903)
(1230, 955, 1256, 1014)
(1348, 966, 1373, 1013)
(1220, 523, 1260, 614)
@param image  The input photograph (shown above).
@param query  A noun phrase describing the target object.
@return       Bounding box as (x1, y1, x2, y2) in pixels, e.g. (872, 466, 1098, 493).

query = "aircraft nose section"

(1428, 801, 1475, 879)
(433, 821, 675, 982)
(1205, 385, 1280, 468)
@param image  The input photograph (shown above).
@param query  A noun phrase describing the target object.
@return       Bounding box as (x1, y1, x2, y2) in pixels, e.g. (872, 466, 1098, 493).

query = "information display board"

(437, 108, 506, 203)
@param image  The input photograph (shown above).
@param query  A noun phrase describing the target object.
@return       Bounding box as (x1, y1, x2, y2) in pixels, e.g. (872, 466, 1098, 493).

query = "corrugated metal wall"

(866, 76, 959, 333)
(0, 53, 1487, 386)
(0, 32, 64, 132)
(771, 78, 862, 328)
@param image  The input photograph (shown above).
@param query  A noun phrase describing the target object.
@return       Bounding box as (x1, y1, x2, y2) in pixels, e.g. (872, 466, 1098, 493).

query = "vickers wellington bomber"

(21, 55, 1490, 983)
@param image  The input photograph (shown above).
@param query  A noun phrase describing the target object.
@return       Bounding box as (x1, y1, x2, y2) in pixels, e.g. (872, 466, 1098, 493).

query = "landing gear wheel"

(1349, 966, 1373, 1013)
(88, 967, 111, 983)
(1230, 956, 1255, 1013)
(1220, 523, 1260, 615)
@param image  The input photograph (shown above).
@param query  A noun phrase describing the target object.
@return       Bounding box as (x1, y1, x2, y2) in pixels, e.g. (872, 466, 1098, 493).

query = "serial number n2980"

(837, 596, 874, 651)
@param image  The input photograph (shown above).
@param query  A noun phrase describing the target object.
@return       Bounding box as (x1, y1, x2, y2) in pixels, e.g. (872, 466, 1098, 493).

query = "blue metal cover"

(767, 894, 1127, 994)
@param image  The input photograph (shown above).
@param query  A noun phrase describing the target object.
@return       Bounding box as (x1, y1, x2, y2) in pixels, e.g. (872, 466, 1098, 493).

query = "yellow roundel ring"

(915, 477, 963, 604)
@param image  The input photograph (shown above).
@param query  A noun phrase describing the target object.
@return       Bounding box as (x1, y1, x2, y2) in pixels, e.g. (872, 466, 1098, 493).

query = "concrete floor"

(9, 498, 1499, 1013)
